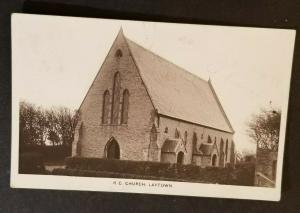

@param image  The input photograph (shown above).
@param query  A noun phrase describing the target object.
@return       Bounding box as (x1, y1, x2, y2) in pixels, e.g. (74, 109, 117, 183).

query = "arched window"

(175, 128, 181, 138)
(102, 90, 110, 124)
(164, 127, 168, 133)
(212, 154, 217, 166)
(121, 89, 129, 124)
(111, 72, 121, 124)
(177, 151, 184, 164)
(106, 138, 120, 159)
(192, 132, 198, 152)
(207, 135, 212, 143)
(184, 131, 188, 145)
(220, 139, 224, 152)
(230, 140, 235, 163)
(225, 139, 229, 160)
(219, 138, 225, 167)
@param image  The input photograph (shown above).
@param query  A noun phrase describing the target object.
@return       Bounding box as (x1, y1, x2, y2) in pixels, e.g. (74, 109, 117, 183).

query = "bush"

(233, 162, 255, 186)
(20, 145, 72, 163)
(61, 157, 254, 185)
(66, 157, 169, 175)
(19, 152, 45, 174)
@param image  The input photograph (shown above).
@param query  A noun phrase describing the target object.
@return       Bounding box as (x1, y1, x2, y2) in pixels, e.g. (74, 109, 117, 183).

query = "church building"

(72, 29, 235, 168)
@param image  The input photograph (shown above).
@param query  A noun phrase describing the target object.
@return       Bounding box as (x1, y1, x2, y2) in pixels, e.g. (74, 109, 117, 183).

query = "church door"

(212, 154, 217, 166)
(177, 151, 184, 164)
(106, 139, 120, 159)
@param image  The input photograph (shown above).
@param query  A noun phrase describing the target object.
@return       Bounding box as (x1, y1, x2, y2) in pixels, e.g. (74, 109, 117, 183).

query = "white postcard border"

(10, 13, 296, 201)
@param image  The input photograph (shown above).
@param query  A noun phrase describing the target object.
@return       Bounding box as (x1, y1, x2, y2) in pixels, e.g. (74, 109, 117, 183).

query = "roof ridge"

(125, 37, 208, 84)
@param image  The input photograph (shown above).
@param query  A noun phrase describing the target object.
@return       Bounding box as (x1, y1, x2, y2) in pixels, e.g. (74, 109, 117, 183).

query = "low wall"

(255, 148, 278, 187)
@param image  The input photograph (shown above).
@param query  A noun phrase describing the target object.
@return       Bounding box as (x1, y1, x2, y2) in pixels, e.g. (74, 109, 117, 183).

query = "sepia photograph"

(11, 13, 295, 201)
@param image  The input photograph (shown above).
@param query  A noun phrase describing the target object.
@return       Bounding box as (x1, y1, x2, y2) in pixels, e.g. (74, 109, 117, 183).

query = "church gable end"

(76, 29, 156, 159)
(73, 28, 234, 167)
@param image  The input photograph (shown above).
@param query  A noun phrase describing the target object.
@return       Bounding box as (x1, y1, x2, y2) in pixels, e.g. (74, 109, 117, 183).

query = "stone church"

(72, 29, 235, 168)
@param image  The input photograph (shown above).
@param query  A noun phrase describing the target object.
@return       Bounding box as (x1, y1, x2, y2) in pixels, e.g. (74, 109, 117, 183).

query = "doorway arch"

(105, 138, 120, 159)
(177, 151, 184, 164)
(212, 154, 217, 166)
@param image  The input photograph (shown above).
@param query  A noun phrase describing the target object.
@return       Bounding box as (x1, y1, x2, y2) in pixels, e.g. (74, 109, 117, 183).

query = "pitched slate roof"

(124, 32, 234, 133)
(199, 143, 214, 155)
(193, 142, 219, 156)
(161, 138, 186, 153)
(161, 139, 178, 153)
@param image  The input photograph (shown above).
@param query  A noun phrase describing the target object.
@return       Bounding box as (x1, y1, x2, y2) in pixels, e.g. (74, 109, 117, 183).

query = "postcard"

(11, 13, 296, 201)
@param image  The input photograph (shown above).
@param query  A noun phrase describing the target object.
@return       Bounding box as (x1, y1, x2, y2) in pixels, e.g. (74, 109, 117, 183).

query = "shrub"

(61, 157, 255, 185)
(233, 162, 255, 186)
(20, 145, 72, 163)
(19, 152, 45, 174)
(65, 157, 182, 177)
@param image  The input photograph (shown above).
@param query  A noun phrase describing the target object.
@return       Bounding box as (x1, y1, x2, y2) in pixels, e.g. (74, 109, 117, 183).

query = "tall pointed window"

(175, 128, 181, 139)
(111, 72, 121, 124)
(121, 89, 129, 124)
(220, 139, 224, 152)
(184, 131, 188, 146)
(219, 138, 225, 166)
(207, 135, 212, 143)
(102, 90, 110, 124)
(164, 127, 168, 133)
(192, 132, 198, 152)
(225, 139, 229, 160)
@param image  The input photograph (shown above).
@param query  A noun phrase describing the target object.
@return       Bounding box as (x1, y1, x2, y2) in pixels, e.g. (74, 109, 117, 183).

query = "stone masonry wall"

(75, 31, 155, 161)
(73, 31, 235, 166)
(255, 148, 278, 186)
(158, 116, 234, 166)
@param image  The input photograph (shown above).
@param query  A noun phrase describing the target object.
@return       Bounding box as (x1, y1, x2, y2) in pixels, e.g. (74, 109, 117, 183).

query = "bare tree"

(19, 101, 79, 147)
(46, 109, 61, 146)
(19, 101, 48, 148)
(52, 107, 79, 147)
(247, 108, 281, 151)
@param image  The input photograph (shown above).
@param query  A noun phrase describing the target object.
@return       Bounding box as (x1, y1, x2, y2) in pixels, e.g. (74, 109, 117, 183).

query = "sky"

(12, 14, 295, 154)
